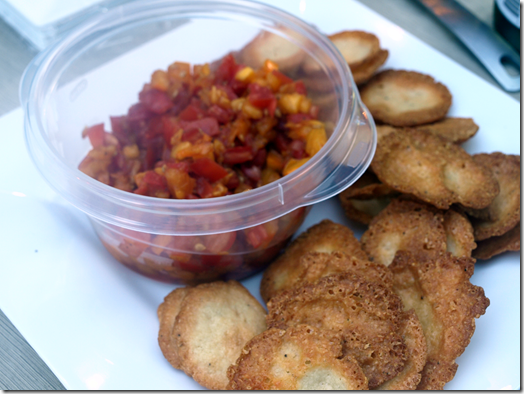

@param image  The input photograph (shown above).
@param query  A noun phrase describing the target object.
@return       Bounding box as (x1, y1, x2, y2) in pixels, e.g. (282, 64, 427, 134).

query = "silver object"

(417, 0, 520, 92)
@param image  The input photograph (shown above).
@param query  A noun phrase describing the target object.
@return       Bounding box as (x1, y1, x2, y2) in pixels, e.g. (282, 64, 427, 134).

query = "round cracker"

(227, 325, 369, 390)
(377, 117, 479, 144)
(339, 170, 399, 225)
(239, 29, 305, 73)
(166, 281, 266, 390)
(352, 48, 389, 85)
(443, 209, 476, 258)
(389, 251, 489, 390)
(260, 219, 368, 303)
(329, 30, 381, 69)
(158, 287, 189, 369)
(361, 199, 448, 266)
(473, 223, 520, 260)
(371, 128, 500, 209)
(267, 273, 406, 388)
(360, 69, 452, 126)
(377, 310, 427, 390)
(415, 117, 479, 144)
(469, 153, 521, 241)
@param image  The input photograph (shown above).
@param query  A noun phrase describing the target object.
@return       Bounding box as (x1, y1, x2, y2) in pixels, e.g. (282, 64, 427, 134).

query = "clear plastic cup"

(21, 0, 376, 284)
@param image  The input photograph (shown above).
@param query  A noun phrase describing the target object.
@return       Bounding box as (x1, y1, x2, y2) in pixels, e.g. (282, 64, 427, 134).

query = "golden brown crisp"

(467, 153, 521, 241)
(296, 251, 394, 290)
(339, 170, 399, 225)
(473, 223, 521, 260)
(158, 287, 189, 370)
(377, 310, 427, 390)
(328, 30, 381, 69)
(371, 128, 500, 209)
(158, 281, 266, 390)
(414, 117, 479, 144)
(267, 273, 406, 388)
(360, 70, 452, 126)
(352, 49, 389, 85)
(389, 251, 490, 390)
(443, 209, 477, 258)
(239, 29, 305, 72)
(361, 199, 447, 266)
(260, 219, 368, 302)
(227, 325, 369, 390)
(376, 117, 479, 144)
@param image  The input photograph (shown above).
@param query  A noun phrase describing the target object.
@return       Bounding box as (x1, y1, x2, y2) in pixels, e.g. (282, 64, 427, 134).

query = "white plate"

(0, 0, 520, 390)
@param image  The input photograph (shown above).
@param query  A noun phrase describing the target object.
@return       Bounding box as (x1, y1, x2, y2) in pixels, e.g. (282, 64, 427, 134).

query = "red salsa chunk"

(79, 55, 327, 199)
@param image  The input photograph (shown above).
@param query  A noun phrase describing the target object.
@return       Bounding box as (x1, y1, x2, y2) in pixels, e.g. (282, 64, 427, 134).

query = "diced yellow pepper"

(261, 168, 281, 185)
(282, 157, 309, 176)
(266, 150, 285, 171)
(235, 66, 255, 82)
(299, 97, 312, 113)
(242, 101, 263, 119)
(122, 144, 140, 159)
(231, 98, 246, 112)
(171, 141, 192, 160)
(263, 59, 279, 72)
(266, 71, 281, 92)
(150, 70, 169, 91)
(305, 127, 327, 156)
(279, 93, 304, 114)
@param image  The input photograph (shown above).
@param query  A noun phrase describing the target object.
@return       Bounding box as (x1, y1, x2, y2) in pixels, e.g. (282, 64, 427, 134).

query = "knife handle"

(416, 0, 520, 92)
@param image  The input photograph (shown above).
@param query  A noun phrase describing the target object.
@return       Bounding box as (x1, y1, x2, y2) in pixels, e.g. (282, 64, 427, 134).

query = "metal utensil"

(416, 0, 520, 92)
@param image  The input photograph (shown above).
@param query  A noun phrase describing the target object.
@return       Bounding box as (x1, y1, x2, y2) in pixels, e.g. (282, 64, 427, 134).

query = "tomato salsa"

(79, 54, 327, 199)
(79, 54, 326, 284)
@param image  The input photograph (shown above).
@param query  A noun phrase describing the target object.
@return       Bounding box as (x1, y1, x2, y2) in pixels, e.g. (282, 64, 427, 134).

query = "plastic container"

(21, 0, 376, 284)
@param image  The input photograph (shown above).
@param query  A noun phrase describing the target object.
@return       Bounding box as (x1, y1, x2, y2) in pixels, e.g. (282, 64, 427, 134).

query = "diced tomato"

(207, 104, 233, 124)
(145, 116, 166, 139)
(134, 170, 168, 196)
(127, 103, 153, 122)
(181, 128, 202, 144)
(252, 149, 267, 167)
(170, 85, 192, 116)
(222, 146, 254, 165)
(287, 113, 313, 124)
(144, 137, 164, 169)
(248, 84, 276, 109)
(294, 81, 307, 95)
(165, 160, 190, 172)
(267, 98, 277, 118)
(183, 117, 220, 137)
(179, 104, 206, 121)
(161, 116, 182, 146)
(200, 254, 243, 270)
(242, 165, 261, 182)
(218, 84, 238, 101)
(215, 53, 240, 83)
(271, 70, 293, 85)
(175, 258, 206, 273)
(138, 88, 173, 114)
(290, 139, 306, 159)
(83, 123, 106, 148)
(225, 172, 240, 190)
(195, 177, 214, 198)
(190, 158, 228, 182)
(202, 232, 237, 254)
(229, 78, 248, 96)
(245, 220, 278, 249)
(275, 133, 291, 154)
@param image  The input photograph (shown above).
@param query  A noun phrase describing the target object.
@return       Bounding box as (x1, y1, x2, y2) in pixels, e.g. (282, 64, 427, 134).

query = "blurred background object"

(494, 0, 520, 52)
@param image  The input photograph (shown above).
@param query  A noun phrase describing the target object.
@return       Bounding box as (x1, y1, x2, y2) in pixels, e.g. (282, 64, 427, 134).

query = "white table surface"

(0, 0, 519, 390)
